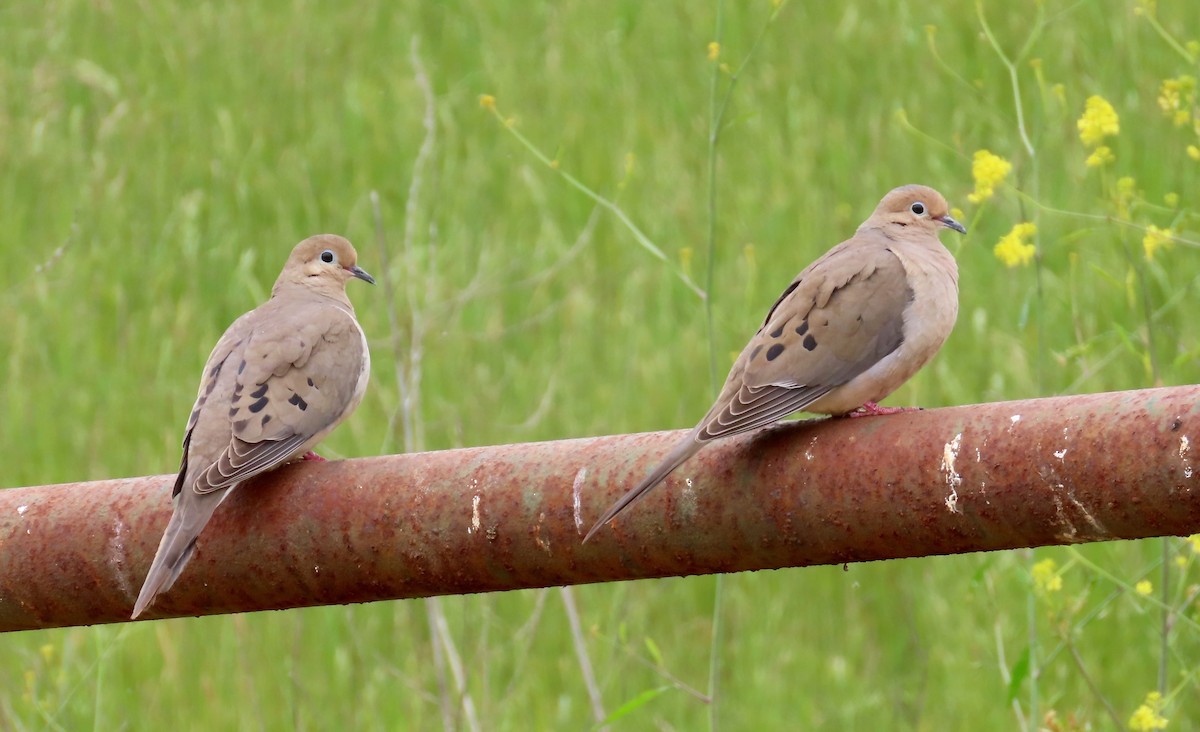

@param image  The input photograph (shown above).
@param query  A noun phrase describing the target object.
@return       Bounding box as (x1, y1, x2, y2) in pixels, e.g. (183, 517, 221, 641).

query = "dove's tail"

(583, 434, 706, 543)
(131, 487, 235, 619)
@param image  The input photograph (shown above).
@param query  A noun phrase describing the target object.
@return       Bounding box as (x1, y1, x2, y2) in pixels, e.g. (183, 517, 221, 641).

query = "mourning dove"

(131, 234, 374, 619)
(585, 184, 965, 542)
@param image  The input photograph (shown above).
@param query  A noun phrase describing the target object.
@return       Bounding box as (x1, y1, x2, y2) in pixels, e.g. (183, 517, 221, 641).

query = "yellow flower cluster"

(1143, 225, 1175, 262)
(1031, 558, 1062, 593)
(1114, 176, 1138, 218)
(967, 149, 1011, 204)
(707, 41, 720, 62)
(1129, 691, 1168, 731)
(1086, 145, 1115, 168)
(994, 222, 1038, 269)
(478, 94, 496, 111)
(1135, 579, 1153, 596)
(1077, 95, 1119, 147)
(1158, 75, 1196, 127)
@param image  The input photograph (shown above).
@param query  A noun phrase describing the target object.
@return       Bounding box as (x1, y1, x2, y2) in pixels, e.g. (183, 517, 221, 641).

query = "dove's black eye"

(320, 249, 336, 264)
(910, 202, 926, 215)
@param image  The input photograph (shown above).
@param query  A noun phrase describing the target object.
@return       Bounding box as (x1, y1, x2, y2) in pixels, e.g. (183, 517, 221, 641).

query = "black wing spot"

(238, 359, 247, 374)
(795, 320, 809, 336)
(803, 335, 818, 351)
(766, 344, 785, 361)
(233, 418, 250, 432)
(249, 396, 269, 413)
(250, 383, 269, 399)
(307, 377, 315, 387)
(769, 324, 785, 338)
(228, 407, 239, 418)
(261, 414, 272, 426)
(289, 393, 309, 411)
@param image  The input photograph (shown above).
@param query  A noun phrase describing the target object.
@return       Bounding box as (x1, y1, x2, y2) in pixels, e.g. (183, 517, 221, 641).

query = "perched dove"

(585, 185, 965, 542)
(131, 234, 374, 618)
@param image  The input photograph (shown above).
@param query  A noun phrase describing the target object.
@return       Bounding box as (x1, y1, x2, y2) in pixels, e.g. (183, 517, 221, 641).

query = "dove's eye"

(910, 202, 926, 215)
(320, 250, 336, 264)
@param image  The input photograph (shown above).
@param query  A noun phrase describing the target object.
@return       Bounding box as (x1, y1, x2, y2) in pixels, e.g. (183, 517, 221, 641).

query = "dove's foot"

(301, 451, 328, 462)
(847, 401, 920, 418)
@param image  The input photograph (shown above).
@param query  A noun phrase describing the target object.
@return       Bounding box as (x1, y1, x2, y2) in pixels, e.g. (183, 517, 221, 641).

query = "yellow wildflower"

(1086, 145, 1115, 168)
(478, 94, 496, 111)
(707, 41, 720, 61)
(1157, 76, 1195, 127)
(1188, 145, 1200, 161)
(1188, 534, 1200, 553)
(1077, 95, 1119, 147)
(1165, 192, 1179, 208)
(1129, 691, 1168, 731)
(967, 149, 1012, 204)
(994, 222, 1038, 268)
(1031, 558, 1062, 593)
(1143, 225, 1174, 262)
(1135, 579, 1153, 596)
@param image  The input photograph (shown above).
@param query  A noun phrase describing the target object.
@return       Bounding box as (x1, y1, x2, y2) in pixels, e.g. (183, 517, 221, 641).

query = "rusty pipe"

(2, 386, 1199, 632)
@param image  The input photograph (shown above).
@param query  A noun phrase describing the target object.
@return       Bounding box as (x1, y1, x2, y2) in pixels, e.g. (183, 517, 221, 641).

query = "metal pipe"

(2, 386, 1199, 632)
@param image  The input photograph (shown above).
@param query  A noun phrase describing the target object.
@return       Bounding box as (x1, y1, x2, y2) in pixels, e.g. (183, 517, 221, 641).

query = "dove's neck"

(271, 280, 355, 312)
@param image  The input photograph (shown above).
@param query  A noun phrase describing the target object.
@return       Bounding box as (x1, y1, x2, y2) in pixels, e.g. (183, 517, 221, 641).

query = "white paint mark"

(940, 432, 963, 513)
(469, 494, 481, 534)
(16, 505, 27, 516)
(572, 467, 587, 531)
(1180, 436, 1193, 479)
(1053, 449, 1067, 460)
(1010, 415, 1021, 425)
(314, 566, 320, 574)
(534, 511, 551, 554)
(109, 519, 132, 597)
(804, 435, 819, 461)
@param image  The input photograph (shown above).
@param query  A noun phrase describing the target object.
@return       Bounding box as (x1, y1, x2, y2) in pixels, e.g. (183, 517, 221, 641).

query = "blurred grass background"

(3, 0, 1200, 728)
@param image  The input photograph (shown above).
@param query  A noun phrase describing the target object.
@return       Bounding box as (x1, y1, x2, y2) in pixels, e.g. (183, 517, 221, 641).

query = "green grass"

(3, 0, 1200, 728)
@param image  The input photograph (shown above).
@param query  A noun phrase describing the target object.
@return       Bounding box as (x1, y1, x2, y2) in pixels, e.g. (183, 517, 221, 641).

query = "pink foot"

(301, 450, 327, 462)
(846, 401, 921, 418)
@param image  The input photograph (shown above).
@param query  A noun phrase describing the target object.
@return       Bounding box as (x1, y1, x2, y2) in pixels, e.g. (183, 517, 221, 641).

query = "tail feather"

(583, 434, 705, 543)
(131, 487, 233, 619)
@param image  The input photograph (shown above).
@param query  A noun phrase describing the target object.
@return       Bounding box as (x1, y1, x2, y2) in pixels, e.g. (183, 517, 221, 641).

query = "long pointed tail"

(583, 434, 705, 543)
(131, 487, 232, 619)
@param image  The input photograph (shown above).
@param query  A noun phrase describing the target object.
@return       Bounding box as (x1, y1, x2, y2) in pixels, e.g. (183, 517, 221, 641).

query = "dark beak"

(347, 265, 376, 285)
(937, 214, 967, 235)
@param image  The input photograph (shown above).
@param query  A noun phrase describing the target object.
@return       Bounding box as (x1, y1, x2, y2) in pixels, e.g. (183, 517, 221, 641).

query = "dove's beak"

(936, 214, 967, 235)
(347, 265, 376, 285)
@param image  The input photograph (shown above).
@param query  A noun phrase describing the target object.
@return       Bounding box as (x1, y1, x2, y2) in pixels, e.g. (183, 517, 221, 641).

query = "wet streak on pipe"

(2, 386, 1199, 632)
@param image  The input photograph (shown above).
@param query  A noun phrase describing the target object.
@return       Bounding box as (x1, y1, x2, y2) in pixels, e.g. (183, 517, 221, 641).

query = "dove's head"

(275, 234, 375, 297)
(867, 185, 966, 237)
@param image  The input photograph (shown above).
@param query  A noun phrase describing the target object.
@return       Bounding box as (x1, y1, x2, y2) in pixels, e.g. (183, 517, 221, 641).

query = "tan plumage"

(131, 234, 374, 619)
(584, 185, 965, 542)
